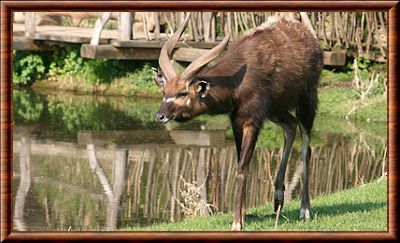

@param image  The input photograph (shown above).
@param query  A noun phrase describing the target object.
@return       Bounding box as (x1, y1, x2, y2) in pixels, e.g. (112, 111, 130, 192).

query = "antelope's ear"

(153, 67, 166, 88)
(194, 80, 210, 98)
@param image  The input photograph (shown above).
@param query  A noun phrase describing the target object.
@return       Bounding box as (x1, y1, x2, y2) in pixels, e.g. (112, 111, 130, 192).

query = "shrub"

(124, 64, 160, 94)
(48, 45, 83, 80)
(13, 52, 46, 86)
(82, 59, 117, 84)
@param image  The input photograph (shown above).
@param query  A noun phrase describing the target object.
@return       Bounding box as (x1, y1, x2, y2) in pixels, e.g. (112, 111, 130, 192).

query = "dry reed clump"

(346, 57, 386, 120)
(175, 176, 218, 218)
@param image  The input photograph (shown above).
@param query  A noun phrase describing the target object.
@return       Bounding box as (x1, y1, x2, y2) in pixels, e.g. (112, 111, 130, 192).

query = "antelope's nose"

(155, 112, 169, 123)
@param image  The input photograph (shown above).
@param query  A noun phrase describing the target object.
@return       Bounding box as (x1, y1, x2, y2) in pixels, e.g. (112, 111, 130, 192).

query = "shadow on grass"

(246, 201, 386, 224)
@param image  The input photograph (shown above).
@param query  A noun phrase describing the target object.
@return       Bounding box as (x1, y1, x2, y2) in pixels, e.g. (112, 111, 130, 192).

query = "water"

(12, 88, 387, 231)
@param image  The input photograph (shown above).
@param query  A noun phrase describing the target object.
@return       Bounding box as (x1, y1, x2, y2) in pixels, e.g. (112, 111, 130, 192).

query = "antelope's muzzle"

(155, 102, 174, 123)
(155, 111, 170, 123)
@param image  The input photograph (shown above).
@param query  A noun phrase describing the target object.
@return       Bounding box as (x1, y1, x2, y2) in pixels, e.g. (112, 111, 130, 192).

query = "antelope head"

(154, 13, 230, 123)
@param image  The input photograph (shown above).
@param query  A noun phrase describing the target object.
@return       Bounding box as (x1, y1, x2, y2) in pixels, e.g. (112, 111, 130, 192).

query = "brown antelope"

(154, 13, 323, 230)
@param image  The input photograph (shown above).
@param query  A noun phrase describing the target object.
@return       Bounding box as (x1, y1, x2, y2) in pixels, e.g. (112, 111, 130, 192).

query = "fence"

(18, 11, 387, 62)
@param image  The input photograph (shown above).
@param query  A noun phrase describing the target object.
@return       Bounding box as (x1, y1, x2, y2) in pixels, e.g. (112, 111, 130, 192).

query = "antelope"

(154, 13, 323, 230)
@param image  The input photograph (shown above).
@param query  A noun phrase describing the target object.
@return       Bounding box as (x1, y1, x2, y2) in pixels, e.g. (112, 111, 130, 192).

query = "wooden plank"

(14, 24, 114, 44)
(13, 23, 25, 36)
(33, 33, 101, 44)
(82, 44, 347, 66)
(112, 39, 219, 49)
(112, 40, 164, 48)
(81, 44, 209, 62)
(13, 37, 55, 51)
(172, 48, 209, 62)
(80, 44, 160, 60)
(323, 50, 347, 66)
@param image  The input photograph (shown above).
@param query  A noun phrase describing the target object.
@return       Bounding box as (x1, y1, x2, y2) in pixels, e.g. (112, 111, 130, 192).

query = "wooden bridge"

(13, 22, 220, 64)
(13, 12, 388, 66)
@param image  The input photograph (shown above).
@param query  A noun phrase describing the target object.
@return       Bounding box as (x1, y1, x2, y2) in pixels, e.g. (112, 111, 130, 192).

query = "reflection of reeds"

(122, 139, 386, 225)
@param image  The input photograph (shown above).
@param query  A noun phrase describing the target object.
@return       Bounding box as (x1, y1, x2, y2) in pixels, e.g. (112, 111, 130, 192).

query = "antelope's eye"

(177, 92, 189, 98)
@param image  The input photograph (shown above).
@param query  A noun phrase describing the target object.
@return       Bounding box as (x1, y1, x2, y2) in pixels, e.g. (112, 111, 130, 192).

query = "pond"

(12, 88, 387, 231)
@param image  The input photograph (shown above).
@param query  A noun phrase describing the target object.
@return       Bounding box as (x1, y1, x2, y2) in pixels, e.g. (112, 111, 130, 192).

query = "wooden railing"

(19, 11, 387, 62)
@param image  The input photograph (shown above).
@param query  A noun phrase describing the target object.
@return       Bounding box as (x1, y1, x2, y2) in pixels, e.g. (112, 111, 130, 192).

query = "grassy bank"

(122, 179, 387, 231)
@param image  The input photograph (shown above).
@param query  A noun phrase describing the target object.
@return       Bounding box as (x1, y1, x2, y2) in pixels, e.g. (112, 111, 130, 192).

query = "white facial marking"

(164, 97, 176, 103)
(186, 98, 191, 106)
(183, 112, 190, 118)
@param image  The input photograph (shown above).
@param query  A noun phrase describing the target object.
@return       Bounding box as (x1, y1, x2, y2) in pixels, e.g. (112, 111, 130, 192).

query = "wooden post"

(143, 13, 151, 41)
(24, 12, 36, 37)
(131, 12, 136, 40)
(211, 13, 216, 42)
(226, 12, 232, 40)
(90, 12, 112, 45)
(119, 12, 132, 41)
(300, 12, 317, 38)
(154, 12, 161, 40)
(203, 12, 213, 42)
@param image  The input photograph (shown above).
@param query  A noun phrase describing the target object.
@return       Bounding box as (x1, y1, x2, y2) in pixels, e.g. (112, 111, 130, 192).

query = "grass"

(122, 179, 387, 231)
(318, 86, 386, 122)
(319, 69, 354, 87)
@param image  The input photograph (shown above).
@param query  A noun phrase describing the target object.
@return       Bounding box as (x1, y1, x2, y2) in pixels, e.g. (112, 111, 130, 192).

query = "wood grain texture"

(1, 0, 399, 242)
(3, 231, 399, 241)
(388, 2, 399, 240)
(1, 1, 397, 11)
(1, 2, 13, 242)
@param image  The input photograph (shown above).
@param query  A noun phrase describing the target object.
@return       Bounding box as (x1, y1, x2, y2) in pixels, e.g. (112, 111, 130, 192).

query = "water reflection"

(14, 135, 31, 231)
(12, 88, 387, 231)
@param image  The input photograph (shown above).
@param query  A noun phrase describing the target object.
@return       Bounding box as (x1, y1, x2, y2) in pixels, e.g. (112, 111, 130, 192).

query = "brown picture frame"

(1, 0, 398, 241)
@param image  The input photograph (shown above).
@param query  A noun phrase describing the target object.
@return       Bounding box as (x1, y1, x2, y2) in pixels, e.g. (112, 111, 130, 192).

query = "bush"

(48, 45, 84, 80)
(82, 59, 117, 85)
(13, 45, 161, 93)
(123, 64, 160, 95)
(13, 51, 46, 86)
(125, 64, 155, 87)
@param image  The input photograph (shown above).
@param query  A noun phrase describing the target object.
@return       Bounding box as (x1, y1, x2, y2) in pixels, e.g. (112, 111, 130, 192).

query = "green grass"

(122, 179, 387, 231)
(320, 69, 354, 87)
(318, 86, 386, 122)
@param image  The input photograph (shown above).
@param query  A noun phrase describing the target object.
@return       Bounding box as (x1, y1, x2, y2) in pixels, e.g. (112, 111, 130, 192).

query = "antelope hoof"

(231, 222, 242, 231)
(300, 208, 310, 221)
(274, 190, 284, 212)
